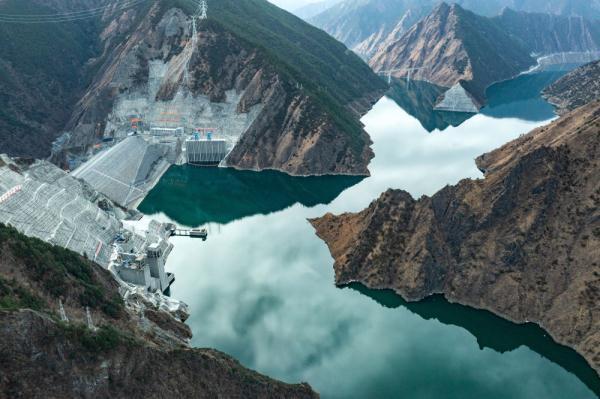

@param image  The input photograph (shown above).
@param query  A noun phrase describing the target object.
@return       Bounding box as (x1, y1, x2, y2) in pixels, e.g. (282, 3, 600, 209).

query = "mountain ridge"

(310, 0, 600, 56)
(310, 99, 600, 381)
(369, 3, 535, 111)
(0, 0, 386, 176)
(543, 60, 600, 114)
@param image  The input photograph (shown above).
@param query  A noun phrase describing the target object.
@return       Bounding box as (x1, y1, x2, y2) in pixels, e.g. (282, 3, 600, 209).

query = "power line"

(0, 0, 140, 18)
(0, 0, 149, 23)
(0, 0, 206, 24)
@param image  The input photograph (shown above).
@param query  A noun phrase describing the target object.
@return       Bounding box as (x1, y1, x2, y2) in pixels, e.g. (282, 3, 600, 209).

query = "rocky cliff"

(0, 224, 318, 398)
(1, 0, 385, 176)
(310, 0, 600, 57)
(543, 60, 600, 114)
(493, 8, 600, 55)
(310, 100, 600, 377)
(369, 3, 535, 110)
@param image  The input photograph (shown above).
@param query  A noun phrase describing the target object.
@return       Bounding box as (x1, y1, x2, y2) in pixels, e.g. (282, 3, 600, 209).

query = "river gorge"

(139, 69, 600, 398)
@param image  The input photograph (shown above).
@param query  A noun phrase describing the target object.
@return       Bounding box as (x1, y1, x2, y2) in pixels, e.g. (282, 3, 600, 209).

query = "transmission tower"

(59, 299, 69, 323)
(199, 1, 208, 20)
(184, 1, 206, 86)
(86, 306, 97, 332)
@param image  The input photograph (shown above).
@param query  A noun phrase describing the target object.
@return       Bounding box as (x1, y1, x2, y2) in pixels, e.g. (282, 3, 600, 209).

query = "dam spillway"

(185, 138, 228, 166)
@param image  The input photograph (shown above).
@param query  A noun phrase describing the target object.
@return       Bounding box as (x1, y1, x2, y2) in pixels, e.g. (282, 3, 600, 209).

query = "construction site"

(0, 155, 182, 293)
(68, 1, 262, 208)
(0, 2, 230, 303)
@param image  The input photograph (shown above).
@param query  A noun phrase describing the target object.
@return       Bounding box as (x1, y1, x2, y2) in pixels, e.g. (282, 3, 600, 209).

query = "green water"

(141, 167, 362, 226)
(139, 73, 599, 398)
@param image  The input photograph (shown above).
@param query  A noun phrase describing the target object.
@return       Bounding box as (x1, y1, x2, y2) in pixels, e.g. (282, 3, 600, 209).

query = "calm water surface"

(140, 74, 599, 399)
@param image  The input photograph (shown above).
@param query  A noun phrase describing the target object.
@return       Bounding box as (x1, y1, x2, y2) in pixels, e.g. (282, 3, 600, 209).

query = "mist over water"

(140, 73, 599, 399)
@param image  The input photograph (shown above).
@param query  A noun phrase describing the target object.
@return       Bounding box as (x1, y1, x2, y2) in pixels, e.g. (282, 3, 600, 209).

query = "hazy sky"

(269, 0, 319, 11)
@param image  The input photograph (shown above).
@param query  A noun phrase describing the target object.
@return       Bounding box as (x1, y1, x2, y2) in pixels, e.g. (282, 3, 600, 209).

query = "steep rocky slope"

(0, 0, 102, 158)
(0, 224, 318, 398)
(310, 0, 600, 56)
(1, 0, 385, 176)
(309, 0, 432, 55)
(543, 60, 600, 114)
(294, 0, 342, 19)
(493, 8, 600, 55)
(310, 101, 600, 377)
(353, 6, 430, 59)
(369, 3, 535, 110)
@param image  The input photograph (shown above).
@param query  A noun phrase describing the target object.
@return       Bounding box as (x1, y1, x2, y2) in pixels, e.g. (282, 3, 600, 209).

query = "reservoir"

(139, 70, 600, 398)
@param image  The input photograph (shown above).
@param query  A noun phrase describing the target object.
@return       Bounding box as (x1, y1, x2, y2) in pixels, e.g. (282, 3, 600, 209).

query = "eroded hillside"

(0, 224, 318, 398)
(310, 100, 600, 377)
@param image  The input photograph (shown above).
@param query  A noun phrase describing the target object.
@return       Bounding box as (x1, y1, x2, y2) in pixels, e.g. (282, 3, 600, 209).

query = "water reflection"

(387, 68, 571, 132)
(141, 73, 599, 398)
(347, 282, 600, 397)
(139, 166, 362, 226)
(386, 79, 474, 132)
(482, 70, 570, 121)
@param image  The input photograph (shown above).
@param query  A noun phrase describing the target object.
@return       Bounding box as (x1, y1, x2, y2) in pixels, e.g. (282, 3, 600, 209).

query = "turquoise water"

(139, 74, 599, 398)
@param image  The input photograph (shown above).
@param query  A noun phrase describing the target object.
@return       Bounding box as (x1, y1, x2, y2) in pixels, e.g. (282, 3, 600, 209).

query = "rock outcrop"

(543, 60, 600, 114)
(2, 0, 385, 177)
(369, 3, 535, 110)
(310, 100, 600, 377)
(493, 8, 600, 55)
(310, 0, 600, 57)
(0, 224, 318, 398)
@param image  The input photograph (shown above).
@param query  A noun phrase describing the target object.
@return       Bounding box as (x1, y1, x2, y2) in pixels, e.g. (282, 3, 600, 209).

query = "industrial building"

(0, 156, 176, 294)
(113, 221, 175, 293)
(185, 135, 228, 166)
(150, 127, 184, 136)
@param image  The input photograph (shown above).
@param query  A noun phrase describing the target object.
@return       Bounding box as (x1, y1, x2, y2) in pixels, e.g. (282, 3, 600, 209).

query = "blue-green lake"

(139, 72, 600, 399)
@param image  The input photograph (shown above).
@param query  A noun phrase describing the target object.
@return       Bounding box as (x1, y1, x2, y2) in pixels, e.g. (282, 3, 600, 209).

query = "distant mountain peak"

(310, 0, 600, 56)
(369, 2, 535, 111)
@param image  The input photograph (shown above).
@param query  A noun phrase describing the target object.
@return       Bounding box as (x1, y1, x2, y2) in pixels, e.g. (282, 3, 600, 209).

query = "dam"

(138, 69, 600, 399)
(71, 125, 230, 208)
(0, 156, 181, 296)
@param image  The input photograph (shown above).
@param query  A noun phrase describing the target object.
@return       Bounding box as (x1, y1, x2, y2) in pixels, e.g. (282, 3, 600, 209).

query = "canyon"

(368, 3, 600, 112)
(310, 99, 600, 377)
(0, 0, 385, 177)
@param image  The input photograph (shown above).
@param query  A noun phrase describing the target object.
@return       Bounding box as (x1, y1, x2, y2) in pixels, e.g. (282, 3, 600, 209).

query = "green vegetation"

(60, 323, 137, 353)
(0, 0, 385, 158)
(163, 0, 386, 152)
(0, 276, 45, 311)
(0, 224, 123, 318)
(0, 0, 103, 157)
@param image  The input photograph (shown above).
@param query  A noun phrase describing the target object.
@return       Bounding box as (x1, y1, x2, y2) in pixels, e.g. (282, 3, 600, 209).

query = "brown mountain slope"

(369, 3, 535, 111)
(310, 101, 600, 377)
(493, 8, 600, 55)
(543, 60, 600, 115)
(0, 224, 318, 398)
(1, 0, 385, 176)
